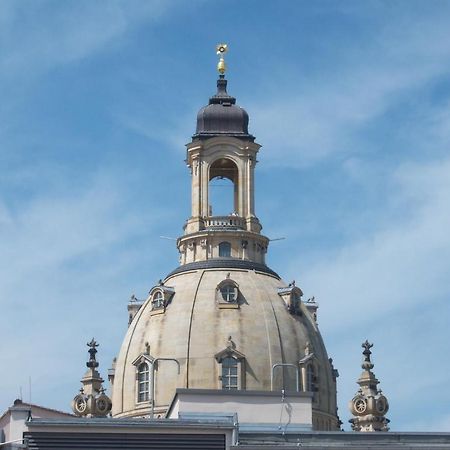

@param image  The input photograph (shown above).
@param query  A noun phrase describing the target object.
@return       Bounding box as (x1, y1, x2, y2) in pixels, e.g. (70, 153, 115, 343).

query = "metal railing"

(150, 358, 180, 419)
(271, 363, 300, 392)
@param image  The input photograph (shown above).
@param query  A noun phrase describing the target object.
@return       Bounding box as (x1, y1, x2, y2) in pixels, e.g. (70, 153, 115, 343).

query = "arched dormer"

(147, 283, 175, 316)
(216, 276, 239, 309)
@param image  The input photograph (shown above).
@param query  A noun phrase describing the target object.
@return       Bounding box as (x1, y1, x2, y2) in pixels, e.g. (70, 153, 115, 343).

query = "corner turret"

(71, 339, 112, 418)
(349, 341, 390, 431)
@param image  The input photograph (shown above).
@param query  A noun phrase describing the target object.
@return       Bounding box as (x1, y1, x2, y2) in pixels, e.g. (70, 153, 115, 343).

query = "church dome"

(194, 76, 254, 140)
(110, 52, 339, 431)
(112, 267, 339, 430)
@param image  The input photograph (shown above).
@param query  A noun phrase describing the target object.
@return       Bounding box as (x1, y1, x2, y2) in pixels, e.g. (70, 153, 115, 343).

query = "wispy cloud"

(247, 5, 450, 167)
(0, 0, 171, 77)
(0, 165, 170, 410)
(2, 176, 133, 280)
(328, 306, 450, 431)
(112, 106, 196, 152)
(410, 414, 450, 432)
(291, 156, 450, 430)
(299, 156, 450, 330)
(1, 0, 449, 432)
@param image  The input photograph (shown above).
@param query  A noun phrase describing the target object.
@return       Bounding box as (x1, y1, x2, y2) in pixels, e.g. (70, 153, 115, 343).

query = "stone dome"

(111, 264, 339, 429)
(194, 76, 254, 140)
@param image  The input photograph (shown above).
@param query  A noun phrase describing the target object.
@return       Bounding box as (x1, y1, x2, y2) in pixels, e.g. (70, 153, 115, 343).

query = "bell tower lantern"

(178, 44, 269, 266)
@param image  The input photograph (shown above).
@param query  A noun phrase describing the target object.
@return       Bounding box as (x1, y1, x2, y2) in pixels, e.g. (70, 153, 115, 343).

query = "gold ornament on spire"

(216, 43, 228, 75)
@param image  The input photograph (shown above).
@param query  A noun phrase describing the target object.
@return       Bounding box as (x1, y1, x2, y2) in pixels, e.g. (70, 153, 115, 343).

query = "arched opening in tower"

(208, 158, 238, 216)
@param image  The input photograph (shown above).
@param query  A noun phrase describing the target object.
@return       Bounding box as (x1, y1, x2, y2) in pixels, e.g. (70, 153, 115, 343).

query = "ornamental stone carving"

(72, 339, 112, 417)
(349, 341, 390, 432)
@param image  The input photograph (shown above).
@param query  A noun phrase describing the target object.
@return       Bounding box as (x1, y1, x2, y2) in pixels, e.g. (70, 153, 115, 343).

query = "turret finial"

(86, 338, 99, 369)
(216, 43, 228, 76)
(361, 340, 374, 370)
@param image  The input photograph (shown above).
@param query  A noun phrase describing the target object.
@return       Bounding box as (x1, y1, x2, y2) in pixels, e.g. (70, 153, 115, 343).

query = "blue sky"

(1, 0, 450, 431)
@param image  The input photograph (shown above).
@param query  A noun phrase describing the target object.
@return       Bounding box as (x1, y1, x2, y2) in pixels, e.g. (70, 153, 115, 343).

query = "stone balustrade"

(204, 215, 246, 230)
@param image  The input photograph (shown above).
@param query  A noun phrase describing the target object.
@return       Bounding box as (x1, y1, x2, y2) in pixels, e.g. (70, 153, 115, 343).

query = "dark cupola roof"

(193, 75, 254, 141)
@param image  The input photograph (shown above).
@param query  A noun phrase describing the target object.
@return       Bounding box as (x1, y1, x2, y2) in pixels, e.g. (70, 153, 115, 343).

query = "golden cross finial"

(216, 43, 228, 75)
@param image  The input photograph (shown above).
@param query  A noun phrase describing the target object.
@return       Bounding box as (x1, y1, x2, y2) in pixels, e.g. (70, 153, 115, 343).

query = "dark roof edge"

(174, 388, 313, 398)
(165, 259, 280, 279)
(192, 132, 255, 141)
(25, 417, 235, 429)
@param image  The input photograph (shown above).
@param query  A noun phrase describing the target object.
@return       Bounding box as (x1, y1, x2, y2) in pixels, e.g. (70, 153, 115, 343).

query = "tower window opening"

(221, 357, 239, 390)
(137, 362, 150, 403)
(209, 158, 238, 216)
(219, 241, 231, 257)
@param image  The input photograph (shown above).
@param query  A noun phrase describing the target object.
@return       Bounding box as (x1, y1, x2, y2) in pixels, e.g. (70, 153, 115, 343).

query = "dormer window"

(216, 277, 239, 309)
(137, 362, 150, 402)
(132, 351, 154, 406)
(219, 241, 231, 257)
(215, 337, 246, 390)
(299, 344, 319, 403)
(277, 282, 303, 316)
(147, 284, 175, 315)
(290, 292, 302, 315)
(220, 284, 236, 302)
(306, 364, 316, 391)
(152, 291, 164, 310)
(221, 356, 239, 390)
(306, 363, 319, 402)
